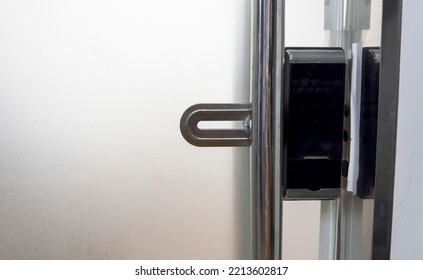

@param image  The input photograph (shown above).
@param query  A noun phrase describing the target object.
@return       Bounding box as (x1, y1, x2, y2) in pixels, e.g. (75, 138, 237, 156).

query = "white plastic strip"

(347, 43, 363, 193)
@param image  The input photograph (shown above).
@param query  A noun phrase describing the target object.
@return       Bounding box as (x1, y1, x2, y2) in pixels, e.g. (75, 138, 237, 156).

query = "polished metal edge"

(285, 48, 346, 64)
(180, 103, 252, 147)
(272, 0, 284, 260)
(369, 49, 381, 64)
(284, 189, 341, 201)
(250, 0, 283, 260)
(372, 0, 403, 260)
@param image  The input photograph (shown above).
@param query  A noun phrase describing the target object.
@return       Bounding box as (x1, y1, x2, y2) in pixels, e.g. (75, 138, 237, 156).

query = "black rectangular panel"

(282, 48, 346, 200)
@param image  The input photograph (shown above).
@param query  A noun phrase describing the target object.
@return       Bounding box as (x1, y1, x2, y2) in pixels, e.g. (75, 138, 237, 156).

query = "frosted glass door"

(0, 0, 251, 259)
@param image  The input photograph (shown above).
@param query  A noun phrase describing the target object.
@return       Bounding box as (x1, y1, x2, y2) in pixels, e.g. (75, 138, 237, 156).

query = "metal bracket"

(180, 103, 252, 147)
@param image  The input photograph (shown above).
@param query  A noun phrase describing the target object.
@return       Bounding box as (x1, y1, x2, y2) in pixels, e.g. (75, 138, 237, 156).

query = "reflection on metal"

(180, 103, 252, 147)
(272, 0, 284, 260)
(321, 0, 347, 261)
(324, 0, 372, 51)
(250, 0, 283, 260)
(286, 189, 341, 201)
(324, 0, 345, 48)
(342, 195, 374, 259)
(319, 199, 338, 259)
(372, 0, 402, 260)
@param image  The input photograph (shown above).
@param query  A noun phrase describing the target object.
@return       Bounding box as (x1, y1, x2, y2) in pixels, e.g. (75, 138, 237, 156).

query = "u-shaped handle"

(180, 103, 252, 147)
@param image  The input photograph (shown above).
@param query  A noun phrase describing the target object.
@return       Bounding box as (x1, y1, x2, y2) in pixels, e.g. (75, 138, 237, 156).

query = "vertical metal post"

(321, 0, 376, 260)
(372, 0, 402, 260)
(321, 0, 347, 260)
(251, 0, 284, 260)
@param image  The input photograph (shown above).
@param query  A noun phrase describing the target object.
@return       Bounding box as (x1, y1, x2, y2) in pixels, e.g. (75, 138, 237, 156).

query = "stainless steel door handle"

(180, 103, 252, 147)
(179, 0, 283, 260)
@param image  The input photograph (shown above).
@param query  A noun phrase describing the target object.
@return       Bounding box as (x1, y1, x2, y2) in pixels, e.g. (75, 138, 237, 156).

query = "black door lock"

(282, 48, 347, 200)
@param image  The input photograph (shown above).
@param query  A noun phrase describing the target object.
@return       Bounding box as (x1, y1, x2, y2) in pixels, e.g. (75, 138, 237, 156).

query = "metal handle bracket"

(180, 103, 252, 147)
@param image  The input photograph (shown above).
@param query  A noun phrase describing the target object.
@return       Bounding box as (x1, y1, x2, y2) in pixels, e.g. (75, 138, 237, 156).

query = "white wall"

(390, 0, 423, 259)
